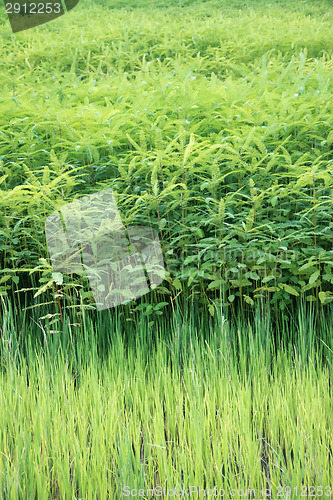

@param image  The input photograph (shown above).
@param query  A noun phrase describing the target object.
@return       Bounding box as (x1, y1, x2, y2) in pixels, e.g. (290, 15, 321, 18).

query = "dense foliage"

(0, 0, 332, 316)
(0, 1, 332, 498)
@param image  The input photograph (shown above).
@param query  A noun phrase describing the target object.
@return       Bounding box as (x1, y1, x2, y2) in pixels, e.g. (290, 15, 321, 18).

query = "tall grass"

(0, 297, 332, 498)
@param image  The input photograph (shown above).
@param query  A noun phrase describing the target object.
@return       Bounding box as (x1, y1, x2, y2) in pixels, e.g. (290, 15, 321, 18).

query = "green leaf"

(0, 275, 12, 284)
(248, 272, 260, 280)
(319, 291, 333, 304)
(173, 278, 182, 290)
(0, 174, 8, 185)
(262, 275, 276, 283)
(306, 295, 317, 302)
(327, 130, 333, 147)
(243, 295, 254, 306)
(154, 302, 169, 310)
(298, 260, 318, 272)
(52, 272, 64, 285)
(208, 280, 226, 290)
(309, 270, 320, 285)
(280, 284, 299, 296)
(271, 196, 278, 207)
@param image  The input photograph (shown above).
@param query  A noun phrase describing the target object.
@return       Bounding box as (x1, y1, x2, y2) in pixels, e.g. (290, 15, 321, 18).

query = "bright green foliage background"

(0, 1, 333, 497)
(0, 0, 333, 314)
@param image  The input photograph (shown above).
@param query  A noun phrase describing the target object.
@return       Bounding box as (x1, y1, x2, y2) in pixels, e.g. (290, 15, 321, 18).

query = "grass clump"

(0, 299, 332, 498)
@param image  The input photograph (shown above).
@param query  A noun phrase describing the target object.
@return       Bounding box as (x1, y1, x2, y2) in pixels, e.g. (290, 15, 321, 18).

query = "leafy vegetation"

(0, 0, 333, 315)
(0, 0, 332, 497)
